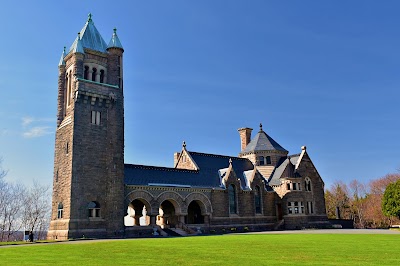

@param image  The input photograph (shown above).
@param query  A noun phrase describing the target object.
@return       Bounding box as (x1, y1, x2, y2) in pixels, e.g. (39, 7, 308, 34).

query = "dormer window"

(266, 156, 271, 165)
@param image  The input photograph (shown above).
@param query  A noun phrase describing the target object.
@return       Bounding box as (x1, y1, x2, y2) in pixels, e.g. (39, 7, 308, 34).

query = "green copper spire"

(107, 27, 124, 50)
(58, 46, 66, 66)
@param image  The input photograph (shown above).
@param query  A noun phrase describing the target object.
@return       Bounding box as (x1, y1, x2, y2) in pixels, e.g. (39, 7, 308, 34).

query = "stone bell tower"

(48, 14, 125, 240)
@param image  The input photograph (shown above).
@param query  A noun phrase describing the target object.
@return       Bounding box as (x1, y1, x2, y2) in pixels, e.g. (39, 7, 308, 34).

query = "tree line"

(325, 173, 400, 228)
(0, 158, 50, 241)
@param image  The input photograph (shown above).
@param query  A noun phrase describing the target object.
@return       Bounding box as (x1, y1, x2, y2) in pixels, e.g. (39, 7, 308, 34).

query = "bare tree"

(0, 158, 7, 179)
(349, 179, 367, 228)
(23, 180, 51, 240)
(1, 184, 25, 241)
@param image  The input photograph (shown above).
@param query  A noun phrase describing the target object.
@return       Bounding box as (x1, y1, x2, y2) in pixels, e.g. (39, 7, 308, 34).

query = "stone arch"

(156, 191, 185, 215)
(124, 190, 155, 215)
(184, 192, 212, 215)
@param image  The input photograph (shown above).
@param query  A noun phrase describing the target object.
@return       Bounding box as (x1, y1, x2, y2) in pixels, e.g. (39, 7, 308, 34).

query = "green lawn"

(0, 234, 399, 265)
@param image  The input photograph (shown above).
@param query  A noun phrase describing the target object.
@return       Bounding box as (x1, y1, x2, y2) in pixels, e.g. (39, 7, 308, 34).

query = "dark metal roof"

(268, 154, 300, 186)
(241, 130, 287, 153)
(124, 151, 254, 188)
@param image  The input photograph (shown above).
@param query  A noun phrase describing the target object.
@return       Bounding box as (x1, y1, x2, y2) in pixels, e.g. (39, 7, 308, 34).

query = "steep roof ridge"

(188, 151, 249, 161)
(240, 125, 287, 153)
(125, 163, 199, 173)
(107, 28, 123, 50)
(69, 13, 108, 54)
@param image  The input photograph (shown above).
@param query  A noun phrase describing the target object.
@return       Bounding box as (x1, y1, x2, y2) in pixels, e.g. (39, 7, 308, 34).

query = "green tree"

(382, 180, 400, 222)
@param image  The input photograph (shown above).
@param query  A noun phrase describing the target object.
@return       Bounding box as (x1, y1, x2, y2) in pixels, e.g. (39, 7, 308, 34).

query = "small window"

(307, 201, 314, 214)
(286, 183, 290, 190)
(293, 183, 297, 190)
(91, 111, 101, 125)
(305, 178, 312, 191)
(57, 203, 63, 219)
(55, 170, 59, 182)
(287, 202, 293, 214)
(228, 184, 237, 214)
(258, 156, 265, 166)
(266, 156, 271, 165)
(100, 70, 105, 83)
(254, 186, 261, 214)
(88, 201, 100, 218)
(298, 183, 301, 191)
(84, 66, 89, 80)
(92, 68, 97, 82)
(66, 142, 69, 154)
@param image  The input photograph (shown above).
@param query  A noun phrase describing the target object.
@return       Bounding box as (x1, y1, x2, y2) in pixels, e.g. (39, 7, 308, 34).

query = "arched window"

(88, 201, 100, 218)
(228, 184, 237, 214)
(254, 185, 262, 214)
(92, 68, 97, 82)
(305, 178, 312, 191)
(100, 69, 105, 83)
(84, 66, 89, 80)
(57, 203, 63, 219)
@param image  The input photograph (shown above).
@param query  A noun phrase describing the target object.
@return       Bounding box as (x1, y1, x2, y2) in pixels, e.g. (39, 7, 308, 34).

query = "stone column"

(133, 215, 141, 226)
(149, 215, 157, 226)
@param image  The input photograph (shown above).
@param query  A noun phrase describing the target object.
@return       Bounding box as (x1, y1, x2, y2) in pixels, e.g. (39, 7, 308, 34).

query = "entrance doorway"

(158, 200, 178, 228)
(187, 201, 204, 224)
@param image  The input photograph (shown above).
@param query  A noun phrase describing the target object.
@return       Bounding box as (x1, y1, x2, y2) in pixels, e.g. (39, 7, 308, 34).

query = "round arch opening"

(186, 200, 205, 224)
(124, 199, 150, 226)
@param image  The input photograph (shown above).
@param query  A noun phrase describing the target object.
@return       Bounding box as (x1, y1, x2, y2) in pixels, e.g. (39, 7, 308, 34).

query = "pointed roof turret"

(241, 123, 287, 153)
(107, 28, 124, 50)
(58, 46, 66, 66)
(70, 33, 85, 54)
(68, 13, 108, 54)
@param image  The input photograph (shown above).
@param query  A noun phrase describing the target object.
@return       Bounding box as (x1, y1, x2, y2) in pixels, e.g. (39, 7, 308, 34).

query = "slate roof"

(69, 14, 108, 54)
(268, 154, 300, 186)
(124, 151, 254, 188)
(241, 129, 287, 153)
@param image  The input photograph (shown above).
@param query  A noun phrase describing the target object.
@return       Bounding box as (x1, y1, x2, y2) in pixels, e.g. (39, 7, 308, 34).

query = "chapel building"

(48, 15, 329, 240)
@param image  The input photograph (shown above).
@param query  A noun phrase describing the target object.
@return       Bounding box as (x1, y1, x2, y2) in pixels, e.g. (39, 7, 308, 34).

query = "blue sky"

(0, 1, 399, 188)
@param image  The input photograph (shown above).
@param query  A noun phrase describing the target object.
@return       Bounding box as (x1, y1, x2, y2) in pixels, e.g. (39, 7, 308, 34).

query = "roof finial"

(88, 13, 92, 22)
(113, 27, 117, 34)
(229, 158, 232, 165)
(182, 141, 186, 148)
(259, 123, 263, 132)
(63, 46, 66, 53)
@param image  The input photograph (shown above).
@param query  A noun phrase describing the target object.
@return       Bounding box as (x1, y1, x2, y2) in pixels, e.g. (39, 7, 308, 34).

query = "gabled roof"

(241, 128, 287, 153)
(268, 154, 300, 186)
(69, 13, 108, 54)
(124, 151, 254, 188)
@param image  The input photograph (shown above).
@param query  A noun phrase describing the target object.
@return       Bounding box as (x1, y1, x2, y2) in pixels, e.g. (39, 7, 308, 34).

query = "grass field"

(1, 234, 399, 265)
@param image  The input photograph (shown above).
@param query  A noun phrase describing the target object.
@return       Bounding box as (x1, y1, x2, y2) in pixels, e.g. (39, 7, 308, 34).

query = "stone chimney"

(238, 127, 253, 151)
